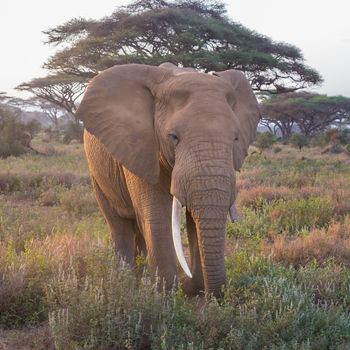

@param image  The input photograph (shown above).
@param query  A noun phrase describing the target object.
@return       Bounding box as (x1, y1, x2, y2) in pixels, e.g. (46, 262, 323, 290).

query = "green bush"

(227, 197, 333, 238)
(0, 110, 41, 158)
(273, 146, 282, 153)
(58, 185, 98, 216)
(0, 113, 27, 157)
(289, 133, 309, 150)
(310, 129, 350, 148)
(255, 132, 276, 153)
(269, 197, 333, 233)
(62, 122, 83, 144)
(0, 243, 51, 328)
(346, 144, 350, 153)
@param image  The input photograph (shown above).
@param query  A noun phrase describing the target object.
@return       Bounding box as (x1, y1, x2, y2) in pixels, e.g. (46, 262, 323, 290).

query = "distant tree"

(261, 92, 350, 137)
(28, 97, 66, 139)
(295, 94, 350, 136)
(16, 74, 87, 124)
(289, 133, 308, 151)
(255, 132, 275, 153)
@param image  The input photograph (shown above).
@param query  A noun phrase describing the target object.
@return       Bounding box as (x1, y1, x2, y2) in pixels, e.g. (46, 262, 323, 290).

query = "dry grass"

(0, 232, 110, 328)
(237, 185, 293, 209)
(266, 216, 350, 267)
(323, 179, 350, 216)
(1, 141, 350, 348)
(0, 325, 54, 350)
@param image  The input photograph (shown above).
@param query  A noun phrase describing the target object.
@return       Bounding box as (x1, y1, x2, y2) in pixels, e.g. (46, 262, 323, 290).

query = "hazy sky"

(1, 0, 349, 97)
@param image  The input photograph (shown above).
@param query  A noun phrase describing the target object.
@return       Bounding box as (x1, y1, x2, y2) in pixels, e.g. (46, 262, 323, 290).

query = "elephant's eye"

(168, 133, 179, 146)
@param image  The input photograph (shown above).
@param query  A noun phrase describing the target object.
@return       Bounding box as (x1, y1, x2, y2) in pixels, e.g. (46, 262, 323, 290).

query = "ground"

(1, 139, 350, 349)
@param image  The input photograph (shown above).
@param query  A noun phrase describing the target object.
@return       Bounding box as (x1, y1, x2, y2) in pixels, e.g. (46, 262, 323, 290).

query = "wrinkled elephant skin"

(77, 63, 260, 298)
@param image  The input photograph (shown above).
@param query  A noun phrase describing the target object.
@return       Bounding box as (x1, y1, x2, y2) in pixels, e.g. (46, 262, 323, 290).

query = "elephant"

(77, 62, 260, 298)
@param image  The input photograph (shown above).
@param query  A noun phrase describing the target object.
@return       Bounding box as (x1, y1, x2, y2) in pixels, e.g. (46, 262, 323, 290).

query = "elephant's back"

(84, 129, 134, 218)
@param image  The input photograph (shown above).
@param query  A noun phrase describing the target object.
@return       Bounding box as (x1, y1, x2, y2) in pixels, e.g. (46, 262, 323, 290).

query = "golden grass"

(266, 216, 350, 267)
(237, 185, 293, 208)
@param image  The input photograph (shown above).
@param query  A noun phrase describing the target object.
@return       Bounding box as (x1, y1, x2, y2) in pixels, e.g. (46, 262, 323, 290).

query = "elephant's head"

(77, 63, 260, 297)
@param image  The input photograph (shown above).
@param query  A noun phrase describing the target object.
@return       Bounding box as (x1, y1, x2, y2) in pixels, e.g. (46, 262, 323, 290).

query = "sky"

(1, 0, 349, 97)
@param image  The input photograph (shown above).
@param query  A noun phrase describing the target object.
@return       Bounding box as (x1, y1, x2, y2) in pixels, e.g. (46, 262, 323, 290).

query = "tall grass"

(1, 142, 350, 348)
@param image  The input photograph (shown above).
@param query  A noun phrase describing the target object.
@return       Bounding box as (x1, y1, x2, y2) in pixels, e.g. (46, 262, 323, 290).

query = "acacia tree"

(261, 92, 350, 138)
(17, 74, 87, 124)
(292, 94, 350, 136)
(40, 0, 320, 92)
(29, 97, 66, 139)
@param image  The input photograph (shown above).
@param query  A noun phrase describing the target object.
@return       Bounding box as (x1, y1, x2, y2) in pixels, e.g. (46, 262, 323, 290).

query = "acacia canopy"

(42, 0, 321, 93)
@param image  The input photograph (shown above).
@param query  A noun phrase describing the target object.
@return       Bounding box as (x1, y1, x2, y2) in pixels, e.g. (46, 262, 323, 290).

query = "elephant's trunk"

(171, 141, 235, 297)
(191, 198, 229, 298)
(171, 196, 228, 297)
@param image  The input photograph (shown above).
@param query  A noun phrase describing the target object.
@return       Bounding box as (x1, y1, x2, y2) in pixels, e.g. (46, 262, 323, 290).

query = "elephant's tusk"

(229, 203, 239, 222)
(172, 197, 192, 278)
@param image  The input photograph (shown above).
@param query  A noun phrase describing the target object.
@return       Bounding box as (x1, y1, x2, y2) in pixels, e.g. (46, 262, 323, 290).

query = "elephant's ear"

(77, 64, 170, 184)
(215, 70, 261, 170)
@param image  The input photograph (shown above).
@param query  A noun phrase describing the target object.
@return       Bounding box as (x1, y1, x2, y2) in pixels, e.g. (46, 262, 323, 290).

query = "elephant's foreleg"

(134, 224, 147, 258)
(92, 178, 135, 265)
(123, 169, 178, 290)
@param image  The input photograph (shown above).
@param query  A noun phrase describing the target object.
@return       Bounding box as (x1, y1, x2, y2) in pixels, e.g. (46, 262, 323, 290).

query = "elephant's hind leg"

(92, 178, 135, 266)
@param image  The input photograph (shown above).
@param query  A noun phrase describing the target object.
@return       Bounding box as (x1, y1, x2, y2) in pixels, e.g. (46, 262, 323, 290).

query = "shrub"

(227, 197, 333, 239)
(62, 122, 83, 144)
(58, 185, 98, 216)
(289, 133, 309, 150)
(0, 110, 41, 158)
(0, 114, 27, 157)
(269, 197, 333, 233)
(324, 128, 350, 146)
(0, 242, 51, 327)
(273, 146, 282, 153)
(0, 232, 110, 329)
(346, 144, 350, 153)
(0, 171, 89, 198)
(226, 205, 273, 239)
(255, 132, 275, 153)
(39, 188, 60, 206)
(309, 129, 349, 148)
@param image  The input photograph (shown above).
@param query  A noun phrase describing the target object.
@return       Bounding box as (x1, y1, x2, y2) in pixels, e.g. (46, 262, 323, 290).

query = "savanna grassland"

(1, 140, 350, 350)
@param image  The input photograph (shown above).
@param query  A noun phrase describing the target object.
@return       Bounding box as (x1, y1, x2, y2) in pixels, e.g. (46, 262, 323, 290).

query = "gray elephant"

(77, 63, 260, 298)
